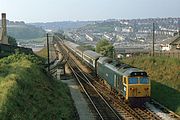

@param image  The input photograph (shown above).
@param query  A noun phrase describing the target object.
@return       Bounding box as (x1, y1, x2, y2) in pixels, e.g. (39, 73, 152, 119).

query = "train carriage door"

(123, 77, 128, 100)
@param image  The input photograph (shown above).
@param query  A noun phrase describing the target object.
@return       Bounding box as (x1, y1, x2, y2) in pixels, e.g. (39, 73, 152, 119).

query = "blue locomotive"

(64, 41, 150, 104)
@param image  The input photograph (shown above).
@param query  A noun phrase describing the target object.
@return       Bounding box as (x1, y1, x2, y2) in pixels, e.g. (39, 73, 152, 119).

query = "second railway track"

(55, 37, 122, 120)
(53, 35, 179, 120)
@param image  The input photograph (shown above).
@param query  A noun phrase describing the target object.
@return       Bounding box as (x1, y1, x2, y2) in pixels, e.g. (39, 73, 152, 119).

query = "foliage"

(8, 36, 17, 46)
(0, 54, 77, 120)
(122, 56, 180, 114)
(95, 39, 114, 57)
(35, 47, 48, 60)
(151, 81, 180, 115)
(7, 25, 45, 40)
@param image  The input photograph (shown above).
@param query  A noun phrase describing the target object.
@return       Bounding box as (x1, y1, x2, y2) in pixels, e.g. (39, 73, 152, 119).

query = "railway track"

(55, 38, 122, 120)
(54, 35, 179, 120)
(68, 66, 121, 120)
(86, 74, 162, 120)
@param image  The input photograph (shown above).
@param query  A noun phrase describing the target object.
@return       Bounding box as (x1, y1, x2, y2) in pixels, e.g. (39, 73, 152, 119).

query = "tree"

(95, 39, 114, 58)
(8, 36, 17, 46)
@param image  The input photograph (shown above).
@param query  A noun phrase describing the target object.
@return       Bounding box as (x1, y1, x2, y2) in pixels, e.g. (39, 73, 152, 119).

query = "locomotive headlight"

(130, 88, 136, 91)
(144, 88, 149, 90)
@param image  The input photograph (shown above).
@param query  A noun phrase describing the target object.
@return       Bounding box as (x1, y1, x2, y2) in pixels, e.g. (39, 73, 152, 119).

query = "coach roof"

(83, 50, 102, 60)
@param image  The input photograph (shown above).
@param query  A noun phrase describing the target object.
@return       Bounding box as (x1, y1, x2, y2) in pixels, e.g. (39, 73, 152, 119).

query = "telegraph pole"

(178, 19, 180, 35)
(47, 33, 50, 72)
(152, 23, 155, 56)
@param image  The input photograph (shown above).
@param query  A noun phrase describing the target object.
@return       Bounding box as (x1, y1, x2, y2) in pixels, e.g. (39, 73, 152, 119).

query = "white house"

(160, 44, 171, 51)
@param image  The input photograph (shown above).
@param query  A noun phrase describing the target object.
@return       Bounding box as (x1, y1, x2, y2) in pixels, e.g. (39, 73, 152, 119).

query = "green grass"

(122, 56, 180, 115)
(35, 47, 48, 59)
(0, 54, 77, 120)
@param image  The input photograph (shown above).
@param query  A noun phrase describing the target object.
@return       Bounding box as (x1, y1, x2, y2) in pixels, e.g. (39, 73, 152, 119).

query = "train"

(64, 40, 150, 104)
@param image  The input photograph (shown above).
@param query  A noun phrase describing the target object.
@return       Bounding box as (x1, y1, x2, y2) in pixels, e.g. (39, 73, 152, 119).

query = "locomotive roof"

(98, 57, 147, 76)
(83, 50, 102, 60)
(121, 68, 145, 76)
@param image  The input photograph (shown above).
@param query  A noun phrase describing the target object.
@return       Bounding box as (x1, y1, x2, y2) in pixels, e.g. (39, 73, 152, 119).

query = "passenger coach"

(83, 50, 102, 72)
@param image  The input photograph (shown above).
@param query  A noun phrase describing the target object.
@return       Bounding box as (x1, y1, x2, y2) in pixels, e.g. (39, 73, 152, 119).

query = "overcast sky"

(0, 0, 179, 23)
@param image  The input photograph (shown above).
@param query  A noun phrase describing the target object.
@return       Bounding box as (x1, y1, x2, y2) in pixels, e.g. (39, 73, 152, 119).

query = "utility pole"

(152, 23, 155, 56)
(47, 33, 50, 72)
(178, 19, 180, 35)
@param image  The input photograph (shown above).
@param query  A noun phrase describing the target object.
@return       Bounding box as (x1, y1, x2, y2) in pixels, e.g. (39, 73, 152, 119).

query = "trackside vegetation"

(122, 56, 180, 115)
(35, 47, 48, 59)
(0, 53, 77, 120)
(95, 39, 114, 58)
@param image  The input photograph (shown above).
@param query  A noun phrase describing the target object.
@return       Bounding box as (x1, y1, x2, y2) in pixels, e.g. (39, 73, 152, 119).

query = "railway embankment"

(0, 53, 78, 120)
(122, 56, 180, 115)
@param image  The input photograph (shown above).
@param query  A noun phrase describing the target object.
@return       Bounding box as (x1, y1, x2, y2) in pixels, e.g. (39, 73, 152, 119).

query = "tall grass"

(0, 54, 77, 120)
(35, 47, 48, 59)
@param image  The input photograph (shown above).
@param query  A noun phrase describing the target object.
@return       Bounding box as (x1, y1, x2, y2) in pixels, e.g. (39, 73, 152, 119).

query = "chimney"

(2, 13, 7, 36)
(0, 13, 8, 44)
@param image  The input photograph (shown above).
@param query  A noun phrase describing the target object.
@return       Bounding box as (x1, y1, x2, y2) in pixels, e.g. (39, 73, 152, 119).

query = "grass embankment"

(122, 56, 180, 115)
(35, 47, 48, 59)
(0, 53, 77, 120)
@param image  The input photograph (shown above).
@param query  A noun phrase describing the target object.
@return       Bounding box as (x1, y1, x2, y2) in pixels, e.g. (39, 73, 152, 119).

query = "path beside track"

(62, 79, 96, 120)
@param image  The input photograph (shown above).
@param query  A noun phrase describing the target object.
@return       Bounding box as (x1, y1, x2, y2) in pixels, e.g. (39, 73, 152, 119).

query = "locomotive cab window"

(128, 78, 138, 84)
(139, 77, 149, 84)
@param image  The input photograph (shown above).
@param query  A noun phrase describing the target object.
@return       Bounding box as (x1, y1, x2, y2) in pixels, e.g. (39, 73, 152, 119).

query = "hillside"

(0, 53, 78, 120)
(0, 20, 46, 40)
(7, 24, 45, 40)
(30, 21, 94, 31)
(122, 56, 180, 115)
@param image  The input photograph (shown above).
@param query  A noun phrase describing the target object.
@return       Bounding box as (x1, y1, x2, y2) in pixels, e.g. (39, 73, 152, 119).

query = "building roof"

(64, 40, 79, 49)
(169, 34, 180, 45)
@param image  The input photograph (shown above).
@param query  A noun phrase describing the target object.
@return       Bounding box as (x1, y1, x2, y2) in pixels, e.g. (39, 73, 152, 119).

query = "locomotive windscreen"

(130, 72, 148, 77)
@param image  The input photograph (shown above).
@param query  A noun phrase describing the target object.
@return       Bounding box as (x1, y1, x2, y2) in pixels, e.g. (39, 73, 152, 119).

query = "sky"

(0, 0, 180, 23)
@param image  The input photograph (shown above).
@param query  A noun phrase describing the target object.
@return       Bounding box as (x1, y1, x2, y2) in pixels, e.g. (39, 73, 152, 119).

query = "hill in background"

(0, 20, 46, 40)
(30, 21, 94, 31)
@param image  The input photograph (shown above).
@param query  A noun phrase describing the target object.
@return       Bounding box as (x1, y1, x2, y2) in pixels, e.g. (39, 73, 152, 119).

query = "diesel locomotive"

(64, 40, 150, 104)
